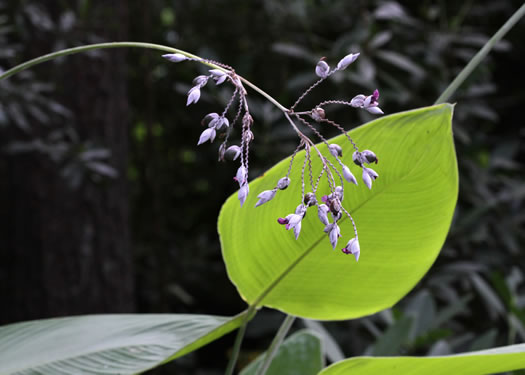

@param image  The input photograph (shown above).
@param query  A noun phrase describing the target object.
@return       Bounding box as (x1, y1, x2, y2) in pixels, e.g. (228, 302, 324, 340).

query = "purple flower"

(366, 106, 384, 115)
(192, 75, 209, 86)
(328, 144, 343, 158)
(203, 112, 219, 126)
(334, 186, 344, 201)
(277, 177, 290, 190)
(315, 60, 330, 78)
(336, 53, 360, 70)
(318, 204, 329, 225)
(235, 165, 248, 186)
(162, 53, 188, 63)
(186, 86, 201, 106)
(255, 189, 276, 207)
(278, 205, 306, 239)
(353, 150, 378, 167)
(342, 165, 358, 185)
(209, 69, 229, 85)
(225, 145, 241, 160)
(311, 107, 326, 122)
(238, 183, 249, 207)
(350, 94, 366, 108)
(342, 238, 360, 261)
(324, 222, 341, 250)
(197, 128, 216, 145)
(286, 213, 302, 227)
(295, 204, 307, 216)
(361, 150, 378, 164)
(350, 90, 384, 115)
(210, 116, 229, 130)
(362, 167, 379, 189)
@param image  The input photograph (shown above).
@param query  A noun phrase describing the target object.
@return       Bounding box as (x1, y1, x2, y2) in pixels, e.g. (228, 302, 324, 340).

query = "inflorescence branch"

(162, 51, 383, 261)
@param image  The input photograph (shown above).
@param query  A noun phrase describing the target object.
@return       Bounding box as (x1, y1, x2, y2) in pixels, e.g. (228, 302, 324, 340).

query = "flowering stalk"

(0, 42, 384, 262)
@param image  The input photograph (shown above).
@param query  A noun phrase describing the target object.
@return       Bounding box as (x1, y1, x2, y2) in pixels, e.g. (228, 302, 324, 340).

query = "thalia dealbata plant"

(163, 52, 383, 262)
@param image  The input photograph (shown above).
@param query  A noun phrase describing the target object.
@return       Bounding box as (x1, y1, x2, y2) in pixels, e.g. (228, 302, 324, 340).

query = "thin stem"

(254, 314, 296, 375)
(435, 3, 525, 104)
(225, 306, 257, 375)
(0, 41, 288, 113)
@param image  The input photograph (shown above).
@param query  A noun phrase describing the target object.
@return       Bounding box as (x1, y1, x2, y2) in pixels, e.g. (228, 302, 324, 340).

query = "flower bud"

(311, 107, 326, 122)
(197, 128, 216, 145)
(186, 87, 201, 106)
(342, 237, 360, 261)
(361, 150, 378, 164)
(277, 177, 291, 190)
(318, 204, 329, 225)
(334, 186, 344, 201)
(352, 151, 363, 166)
(350, 95, 366, 108)
(336, 53, 360, 70)
(295, 204, 307, 216)
(225, 145, 241, 161)
(238, 183, 249, 207)
(315, 59, 330, 78)
(303, 192, 317, 207)
(235, 165, 248, 185)
(328, 144, 343, 158)
(342, 165, 358, 185)
(324, 223, 341, 250)
(243, 129, 255, 144)
(218, 143, 226, 162)
(255, 189, 277, 207)
(362, 167, 379, 190)
(366, 106, 384, 115)
(202, 113, 220, 127)
(162, 53, 188, 63)
(192, 75, 208, 86)
(209, 69, 229, 85)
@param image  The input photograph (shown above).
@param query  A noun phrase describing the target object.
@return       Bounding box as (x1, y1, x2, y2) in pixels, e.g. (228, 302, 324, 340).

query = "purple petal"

(197, 128, 216, 145)
(362, 168, 373, 189)
(315, 60, 330, 78)
(366, 106, 384, 115)
(343, 165, 358, 185)
(336, 52, 360, 70)
(186, 87, 201, 106)
(293, 221, 302, 240)
(255, 189, 276, 207)
(238, 183, 249, 207)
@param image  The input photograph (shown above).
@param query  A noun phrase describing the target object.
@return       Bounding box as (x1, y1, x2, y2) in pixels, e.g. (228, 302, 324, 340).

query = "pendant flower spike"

(163, 51, 384, 261)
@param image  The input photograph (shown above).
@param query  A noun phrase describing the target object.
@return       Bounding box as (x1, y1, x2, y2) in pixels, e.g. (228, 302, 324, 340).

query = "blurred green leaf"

(219, 104, 458, 320)
(320, 343, 525, 375)
(0, 312, 248, 374)
(239, 329, 323, 375)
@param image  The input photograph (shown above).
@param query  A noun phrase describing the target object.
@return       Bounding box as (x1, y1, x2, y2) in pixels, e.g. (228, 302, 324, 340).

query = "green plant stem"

(254, 314, 296, 375)
(225, 306, 258, 375)
(435, 3, 525, 104)
(0, 42, 288, 112)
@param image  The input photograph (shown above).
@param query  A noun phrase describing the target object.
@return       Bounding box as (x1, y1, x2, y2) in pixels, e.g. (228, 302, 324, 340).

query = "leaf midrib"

(250, 120, 453, 308)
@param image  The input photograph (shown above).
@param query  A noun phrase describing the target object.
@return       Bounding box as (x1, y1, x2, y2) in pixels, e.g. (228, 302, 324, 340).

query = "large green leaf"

(0, 312, 248, 374)
(219, 104, 457, 320)
(318, 344, 525, 374)
(240, 329, 324, 375)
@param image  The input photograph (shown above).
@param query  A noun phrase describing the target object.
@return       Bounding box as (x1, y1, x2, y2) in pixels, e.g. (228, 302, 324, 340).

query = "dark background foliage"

(1, 0, 524, 374)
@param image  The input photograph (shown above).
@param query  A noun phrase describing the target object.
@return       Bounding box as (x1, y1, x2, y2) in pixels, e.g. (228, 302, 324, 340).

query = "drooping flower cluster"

(163, 51, 384, 262)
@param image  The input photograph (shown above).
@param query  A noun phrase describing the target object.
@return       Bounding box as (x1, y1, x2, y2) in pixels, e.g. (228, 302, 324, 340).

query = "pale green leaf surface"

(0, 312, 247, 374)
(240, 329, 323, 375)
(219, 104, 457, 320)
(319, 343, 525, 374)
